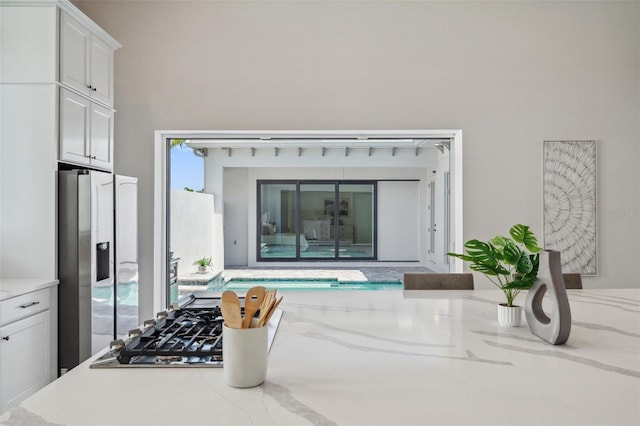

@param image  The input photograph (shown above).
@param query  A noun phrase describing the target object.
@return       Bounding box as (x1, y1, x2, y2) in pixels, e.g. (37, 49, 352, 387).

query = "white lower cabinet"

(0, 289, 52, 413)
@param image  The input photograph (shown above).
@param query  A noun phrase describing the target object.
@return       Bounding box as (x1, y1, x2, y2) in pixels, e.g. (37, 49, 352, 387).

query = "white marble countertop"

(0, 278, 58, 301)
(2, 289, 639, 425)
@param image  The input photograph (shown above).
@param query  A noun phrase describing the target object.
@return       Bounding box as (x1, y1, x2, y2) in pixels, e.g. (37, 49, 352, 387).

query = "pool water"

(214, 278, 402, 292)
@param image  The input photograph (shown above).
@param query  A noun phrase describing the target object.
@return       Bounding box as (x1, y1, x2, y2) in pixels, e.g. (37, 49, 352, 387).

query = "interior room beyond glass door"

(258, 180, 376, 261)
(300, 183, 335, 259)
(259, 183, 297, 259)
(338, 183, 374, 259)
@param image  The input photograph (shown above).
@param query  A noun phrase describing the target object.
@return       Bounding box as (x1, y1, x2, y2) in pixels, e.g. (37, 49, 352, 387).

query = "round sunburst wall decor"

(543, 140, 597, 275)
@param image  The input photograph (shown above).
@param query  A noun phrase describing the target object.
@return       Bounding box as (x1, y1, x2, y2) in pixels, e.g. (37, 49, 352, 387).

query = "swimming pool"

(214, 278, 402, 291)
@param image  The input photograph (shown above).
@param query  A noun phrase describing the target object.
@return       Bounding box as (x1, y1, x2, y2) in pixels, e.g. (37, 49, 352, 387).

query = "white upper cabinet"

(60, 87, 114, 171)
(90, 37, 114, 106)
(60, 12, 90, 93)
(60, 11, 114, 107)
(90, 102, 114, 170)
(59, 88, 90, 165)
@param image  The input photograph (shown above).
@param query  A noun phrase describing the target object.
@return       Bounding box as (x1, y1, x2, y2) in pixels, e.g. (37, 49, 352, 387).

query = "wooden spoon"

(222, 290, 241, 307)
(221, 301, 242, 329)
(221, 290, 242, 328)
(242, 286, 266, 328)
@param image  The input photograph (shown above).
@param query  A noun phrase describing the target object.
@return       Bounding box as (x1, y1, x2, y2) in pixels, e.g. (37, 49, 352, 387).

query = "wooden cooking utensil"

(257, 292, 274, 326)
(260, 289, 276, 312)
(221, 301, 242, 329)
(258, 296, 283, 327)
(242, 286, 266, 328)
(259, 290, 276, 318)
(222, 290, 241, 307)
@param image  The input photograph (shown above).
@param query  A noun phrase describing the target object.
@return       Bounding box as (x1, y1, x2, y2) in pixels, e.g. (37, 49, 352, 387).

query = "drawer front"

(0, 289, 50, 326)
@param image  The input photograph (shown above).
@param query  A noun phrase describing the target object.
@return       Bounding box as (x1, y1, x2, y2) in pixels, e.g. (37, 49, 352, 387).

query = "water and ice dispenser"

(96, 242, 110, 282)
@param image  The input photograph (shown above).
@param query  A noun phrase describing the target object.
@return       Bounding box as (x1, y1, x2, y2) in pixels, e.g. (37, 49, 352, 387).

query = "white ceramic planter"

(497, 304, 522, 327)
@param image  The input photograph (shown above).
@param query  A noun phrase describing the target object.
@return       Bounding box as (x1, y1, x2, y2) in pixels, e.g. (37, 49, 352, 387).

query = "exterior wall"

(223, 168, 249, 266)
(430, 149, 451, 272)
(377, 180, 422, 262)
(205, 144, 438, 267)
(169, 189, 215, 277)
(73, 0, 640, 320)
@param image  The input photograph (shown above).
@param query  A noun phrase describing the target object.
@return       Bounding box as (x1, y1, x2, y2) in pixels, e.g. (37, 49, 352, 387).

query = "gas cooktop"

(90, 292, 282, 368)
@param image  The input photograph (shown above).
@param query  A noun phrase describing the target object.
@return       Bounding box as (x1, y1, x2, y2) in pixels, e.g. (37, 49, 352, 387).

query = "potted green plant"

(447, 224, 541, 326)
(193, 256, 213, 273)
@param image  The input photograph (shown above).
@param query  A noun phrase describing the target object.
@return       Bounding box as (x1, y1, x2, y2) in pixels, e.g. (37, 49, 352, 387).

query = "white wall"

(74, 0, 640, 320)
(0, 5, 58, 279)
(223, 168, 249, 266)
(0, 85, 57, 279)
(431, 149, 451, 272)
(377, 181, 421, 261)
(169, 189, 215, 276)
(213, 160, 432, 267)
(208, 144, 439, 268)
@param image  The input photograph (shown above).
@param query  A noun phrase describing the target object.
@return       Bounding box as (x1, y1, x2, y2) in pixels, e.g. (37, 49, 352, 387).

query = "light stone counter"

(0, 279, 58, 301)
(2, 289, 639, 426)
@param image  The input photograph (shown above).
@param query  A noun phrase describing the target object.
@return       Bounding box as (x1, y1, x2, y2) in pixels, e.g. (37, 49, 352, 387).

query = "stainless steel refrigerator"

(58, 170, 138, 374)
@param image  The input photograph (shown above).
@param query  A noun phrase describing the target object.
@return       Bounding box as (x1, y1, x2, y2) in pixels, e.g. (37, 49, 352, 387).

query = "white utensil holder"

(223, 320, 268, 388)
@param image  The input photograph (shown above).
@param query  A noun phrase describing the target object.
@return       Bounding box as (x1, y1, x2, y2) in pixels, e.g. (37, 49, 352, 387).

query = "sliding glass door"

(339, 183, 374, 259)
(300, 183, 335, 259)
(259, 182, 297, 259)
(258, 180, 376, 261)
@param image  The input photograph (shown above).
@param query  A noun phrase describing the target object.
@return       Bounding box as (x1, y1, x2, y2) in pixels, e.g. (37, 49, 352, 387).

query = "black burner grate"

(118, 306, 225, 364)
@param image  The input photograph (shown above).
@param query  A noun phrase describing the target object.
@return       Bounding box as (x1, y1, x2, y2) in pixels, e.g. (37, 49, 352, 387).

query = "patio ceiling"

(182, 130, 454, 156)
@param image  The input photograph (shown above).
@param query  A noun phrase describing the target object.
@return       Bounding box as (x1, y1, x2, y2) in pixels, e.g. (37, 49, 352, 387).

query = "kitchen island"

(2, 289, 639, 425)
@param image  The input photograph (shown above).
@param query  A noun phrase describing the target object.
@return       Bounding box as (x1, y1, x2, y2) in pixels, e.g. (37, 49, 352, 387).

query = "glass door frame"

(256, 179, 377, 262)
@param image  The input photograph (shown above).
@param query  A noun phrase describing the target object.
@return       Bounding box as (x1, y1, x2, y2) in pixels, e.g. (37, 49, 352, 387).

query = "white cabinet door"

(60, 12, 91, 97)
(90, 36, 114, 106)
(0, 310, 51, 412)
(60, 88, 114, 171)
(90, 103, 114, 170)
(60, 88, 90, 166)
(60, 11, 114, 107)
(115, 176, 138, 339)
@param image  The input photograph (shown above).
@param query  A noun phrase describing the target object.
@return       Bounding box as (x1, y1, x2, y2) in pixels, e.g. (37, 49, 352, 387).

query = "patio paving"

(222, 265, 436, 282)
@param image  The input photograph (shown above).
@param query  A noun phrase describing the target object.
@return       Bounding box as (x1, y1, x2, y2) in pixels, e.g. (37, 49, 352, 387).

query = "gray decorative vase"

(524, 249, 571, 345)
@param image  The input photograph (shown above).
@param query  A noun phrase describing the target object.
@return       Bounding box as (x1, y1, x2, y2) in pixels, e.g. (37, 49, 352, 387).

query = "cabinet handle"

(2, 336, 9, 341)
(19, 301, 40, 309)
(87, 85, 93, 89)
(92, 87, 97, 92)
